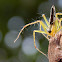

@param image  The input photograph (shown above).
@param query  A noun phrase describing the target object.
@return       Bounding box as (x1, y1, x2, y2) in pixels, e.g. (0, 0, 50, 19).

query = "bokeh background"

(0, 0, 62, 62)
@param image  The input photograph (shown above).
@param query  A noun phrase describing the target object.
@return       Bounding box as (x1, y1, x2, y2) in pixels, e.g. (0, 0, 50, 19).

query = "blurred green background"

(0, 0, 62, 62)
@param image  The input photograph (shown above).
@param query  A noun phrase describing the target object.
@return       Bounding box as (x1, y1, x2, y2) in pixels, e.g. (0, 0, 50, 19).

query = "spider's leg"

(40, 21, 48, 33)
(40, 14, 51, 38)
(14, 20, 48, 43)
(55, 13, 62, 31)
(42, 14, 49, 27)
(39, 20, 49, 40)
(58, 18, 62, 27)
(14, 20, 41, 43)
(56, 18, 62, 32)
(33, 30, 48, 58)
(40, 21, 41, 30)
(40, 21, 50, 40)
(56, 13, 62, 18)
(55, 13, 62, 32)
(57, 26, 62, 33)
(33, 20, 49, 57)
(55, 18, 59, 32)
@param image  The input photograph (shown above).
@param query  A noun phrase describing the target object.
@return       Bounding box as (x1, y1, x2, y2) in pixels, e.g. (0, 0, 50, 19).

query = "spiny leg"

(40, 14, 49, 30)
(14, 20, 41, 43)
(33, 30, 48, 58)
(56, 13, 62, 30)
(40, 21, 41, 30)
(39, 19, 48, 38)
(56, 13, 62, 23)
(58, 18, 62, 27)
(42, 14, 49, 27)
(40, 21, 48, 33)
(56, 13, 62, 28)
(55, 13, 62, 32)
(57, 26, 62, 33)
(56, 13, 62, 18)
(55, 18, 59, 32)
(14, 19, 49, 43)
(41, 14, 50, 39)
(39, 17, 48, 31)
(57, 18, 62, 32)
(39, 21, 49, 40)
(42, 14, 51, 39)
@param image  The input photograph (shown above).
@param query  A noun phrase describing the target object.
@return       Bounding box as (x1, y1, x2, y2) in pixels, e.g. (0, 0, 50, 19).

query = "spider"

(14, 5, 62, 58)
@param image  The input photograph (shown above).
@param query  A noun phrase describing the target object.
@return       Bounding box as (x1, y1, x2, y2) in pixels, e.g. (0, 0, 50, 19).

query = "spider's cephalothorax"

(14, 5, 62, 58)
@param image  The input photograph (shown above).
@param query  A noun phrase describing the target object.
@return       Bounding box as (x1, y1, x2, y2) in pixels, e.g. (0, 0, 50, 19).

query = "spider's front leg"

(14, 19, 49, 43)
(58, 18, 62, 27)
(56, 13, 62, 18)
(42, 14, 49, 27)
(14, 20, 41, 43)
(56, 13, 62, 28)
(57, 18, 62, 32)
(33, 30, 48, 58)
(55, 13, 62, 32)
(42, 14, 50, 39)
(33, 20, 49, 58)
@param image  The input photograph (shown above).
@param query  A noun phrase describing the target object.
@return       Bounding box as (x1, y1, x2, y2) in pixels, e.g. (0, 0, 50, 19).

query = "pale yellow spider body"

(14, 5, 62, 58)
